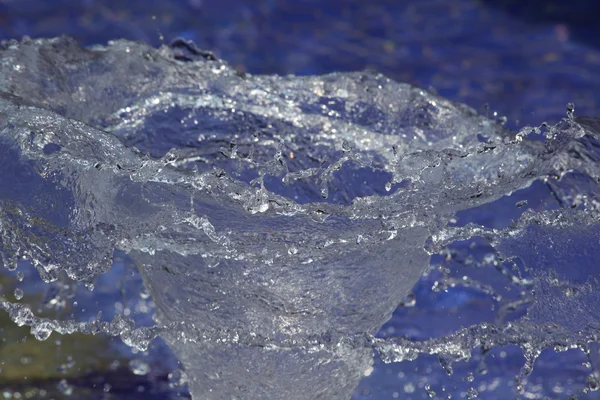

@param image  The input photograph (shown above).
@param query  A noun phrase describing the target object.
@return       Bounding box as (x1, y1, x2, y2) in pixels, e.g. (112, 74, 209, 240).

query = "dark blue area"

(482, 0, 600, 48)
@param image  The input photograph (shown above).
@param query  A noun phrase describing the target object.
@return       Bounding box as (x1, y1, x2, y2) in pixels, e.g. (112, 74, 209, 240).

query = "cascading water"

(1, 36, 600, 399)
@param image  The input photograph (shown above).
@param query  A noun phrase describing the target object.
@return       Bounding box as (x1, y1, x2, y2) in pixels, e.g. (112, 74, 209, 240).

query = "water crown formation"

(1, 36, 600, 399)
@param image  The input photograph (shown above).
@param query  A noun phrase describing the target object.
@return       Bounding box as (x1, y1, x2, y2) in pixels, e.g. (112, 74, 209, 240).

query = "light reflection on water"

(2, 1, 600, 399)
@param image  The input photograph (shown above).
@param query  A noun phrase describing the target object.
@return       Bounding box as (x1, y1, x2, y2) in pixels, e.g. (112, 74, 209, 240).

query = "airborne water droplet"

(13, 288, 23, 300)
(32, 321, 54, 341)
(129, 359, 150, 376)
(587, 374, 600, 391)
(424, 384, 436, 398)
(57, 379, 73, 396)
(467, 372, 474, 382)
(466, 387, 478, 399)
(168, 368, 188, 388)
(566, 102, 575, 120)
(399, 292, 416, 307)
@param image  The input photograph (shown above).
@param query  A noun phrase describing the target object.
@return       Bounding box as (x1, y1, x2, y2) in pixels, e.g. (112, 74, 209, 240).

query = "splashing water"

(1, 36, 600, 399)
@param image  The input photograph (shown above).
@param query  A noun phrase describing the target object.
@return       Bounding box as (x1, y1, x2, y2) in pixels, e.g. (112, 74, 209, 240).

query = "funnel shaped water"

(2, 37, 600, 398)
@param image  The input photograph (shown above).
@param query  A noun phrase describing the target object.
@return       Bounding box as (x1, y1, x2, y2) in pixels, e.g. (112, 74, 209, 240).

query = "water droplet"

(320, 183, 329, 199)
(399, 292, 416, 307)
(438, 354, 454, 376)
(587, 374, 600, 391)
(385, 182, 392, 192)
(341, 139, 352, 152)
(466, 387, 478, 399)
(57, 379, 73, 396)
(515, 200, 527, 208)
(31, 321, 55, 341)
(13, 288, 23, 300)
(424, 384, 436, 398)
(16, 271, 24, 282)
(566, 102, 575, 119)
(56, 357, 74, 373)
(168, 368, 188, 388)
(129, 359, 150, 376)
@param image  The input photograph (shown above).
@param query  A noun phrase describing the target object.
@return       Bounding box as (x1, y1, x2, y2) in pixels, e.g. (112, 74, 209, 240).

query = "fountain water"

(1, 36, 600, 398)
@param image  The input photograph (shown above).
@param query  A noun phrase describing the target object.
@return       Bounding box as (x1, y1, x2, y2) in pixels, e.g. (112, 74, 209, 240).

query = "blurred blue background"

(1, 1, 600, 399)
(2, 0, 599, 127)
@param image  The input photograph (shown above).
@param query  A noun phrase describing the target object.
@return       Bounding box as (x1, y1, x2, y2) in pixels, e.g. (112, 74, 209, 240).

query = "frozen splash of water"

(1, 36, 600, 398)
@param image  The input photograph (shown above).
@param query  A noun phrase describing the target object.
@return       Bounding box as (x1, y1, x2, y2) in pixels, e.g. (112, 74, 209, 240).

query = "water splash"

(1, 36, 600, 398)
